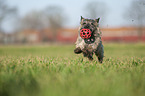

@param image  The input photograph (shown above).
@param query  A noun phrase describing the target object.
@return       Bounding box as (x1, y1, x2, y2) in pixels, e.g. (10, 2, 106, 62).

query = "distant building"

(102, 27, 145, 42)
(4, 33, 15, 44)
(14, 29, 40, 44)
(0, 32, 5, 43)
(1, 27, 145, 44)
(57, 28, 78, 43)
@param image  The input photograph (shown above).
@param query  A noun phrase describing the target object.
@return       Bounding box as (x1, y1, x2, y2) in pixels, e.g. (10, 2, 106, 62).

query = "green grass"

(0, 43, 145, 96)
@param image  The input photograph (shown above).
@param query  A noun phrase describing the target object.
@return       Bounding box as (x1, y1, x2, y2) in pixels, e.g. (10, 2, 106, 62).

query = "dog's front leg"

(74, 47, 82, 54)
(74, 37, 85, 54)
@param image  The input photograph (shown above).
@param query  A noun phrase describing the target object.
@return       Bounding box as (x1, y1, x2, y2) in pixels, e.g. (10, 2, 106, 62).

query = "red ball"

(80, 29, 91, 39)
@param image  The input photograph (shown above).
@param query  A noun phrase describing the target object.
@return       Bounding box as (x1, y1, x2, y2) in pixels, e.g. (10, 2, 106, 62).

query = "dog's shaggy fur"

(74, 16, 104, 63)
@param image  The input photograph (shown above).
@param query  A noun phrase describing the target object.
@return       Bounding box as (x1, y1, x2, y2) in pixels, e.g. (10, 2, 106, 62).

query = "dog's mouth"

(80, 28, 95, 44)
(80, 28, 95, 39)
(80, 28, 92, 39)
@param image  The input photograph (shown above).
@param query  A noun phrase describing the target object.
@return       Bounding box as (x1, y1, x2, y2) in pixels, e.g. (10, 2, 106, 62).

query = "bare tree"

(19, 10, 47, 30)
(124, 0, 145, 39)
(84, 2, 107, 27)
(44, 6, 66, 41)
(0, 0, 17, 32)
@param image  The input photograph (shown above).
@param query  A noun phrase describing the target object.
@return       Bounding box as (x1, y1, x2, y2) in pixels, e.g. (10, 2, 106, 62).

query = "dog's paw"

(74, 47, 82, 54)
(98, 57, 103, 63)
(88, 57, 93, 61)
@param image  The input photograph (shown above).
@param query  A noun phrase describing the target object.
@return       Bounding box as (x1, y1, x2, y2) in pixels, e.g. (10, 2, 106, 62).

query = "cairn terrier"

(74, 16, 104, 63)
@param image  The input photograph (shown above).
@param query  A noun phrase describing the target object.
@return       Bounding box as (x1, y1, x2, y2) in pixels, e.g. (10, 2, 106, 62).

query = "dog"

(74, 16, 104, 63)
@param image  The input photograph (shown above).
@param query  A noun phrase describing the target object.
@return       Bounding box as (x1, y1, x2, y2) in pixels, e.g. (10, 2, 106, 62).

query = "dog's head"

(80, 16, 100, 32)
(79, 16, 100, 44)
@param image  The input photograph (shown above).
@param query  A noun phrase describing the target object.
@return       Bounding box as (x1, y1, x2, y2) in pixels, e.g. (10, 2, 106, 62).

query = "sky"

(4, 0, 134, 32)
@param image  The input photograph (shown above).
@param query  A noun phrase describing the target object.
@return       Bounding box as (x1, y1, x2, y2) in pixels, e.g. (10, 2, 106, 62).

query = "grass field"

(0, 43, 145, 96)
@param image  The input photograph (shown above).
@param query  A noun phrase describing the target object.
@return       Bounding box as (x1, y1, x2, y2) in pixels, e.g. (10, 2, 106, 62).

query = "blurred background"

(0, 0, 145, 44)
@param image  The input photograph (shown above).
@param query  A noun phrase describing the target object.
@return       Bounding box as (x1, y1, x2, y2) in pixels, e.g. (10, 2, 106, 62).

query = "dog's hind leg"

(88, 53, 93, 61)
(95, 41, 104, 63)
(82, 48, 93, 61)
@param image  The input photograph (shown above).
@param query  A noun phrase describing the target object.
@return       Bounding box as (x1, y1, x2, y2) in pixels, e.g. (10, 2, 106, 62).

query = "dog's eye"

(83, 22, 86, 25)
(91, 23, 94, 25)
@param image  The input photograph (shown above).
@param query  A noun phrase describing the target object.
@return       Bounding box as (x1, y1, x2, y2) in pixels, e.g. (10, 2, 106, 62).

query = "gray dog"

(74, 16, 104, 63)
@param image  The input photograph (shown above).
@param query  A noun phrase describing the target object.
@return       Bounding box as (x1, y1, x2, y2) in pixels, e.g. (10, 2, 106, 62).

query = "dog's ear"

(81, 16, 84, 22)
(95, 18, 100, 23)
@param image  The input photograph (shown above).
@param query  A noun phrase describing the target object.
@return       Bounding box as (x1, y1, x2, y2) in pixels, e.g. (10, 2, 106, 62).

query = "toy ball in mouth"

(80, 29, 91, 39)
